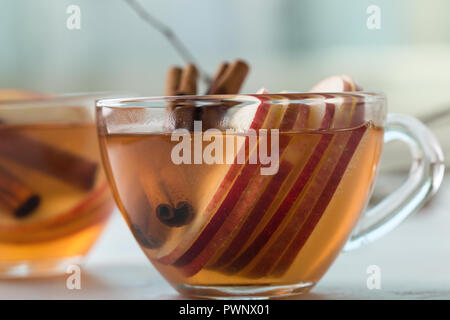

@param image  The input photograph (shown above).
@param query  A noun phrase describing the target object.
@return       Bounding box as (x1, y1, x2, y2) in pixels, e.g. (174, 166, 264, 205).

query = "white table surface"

(2, 177, 450, 300)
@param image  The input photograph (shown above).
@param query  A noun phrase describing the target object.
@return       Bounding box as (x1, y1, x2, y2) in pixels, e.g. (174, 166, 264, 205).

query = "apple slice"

(310, 74, 361, 92)
(175, 95, 337, 275)
(270, 124, 366, 277)
(172, 94, 355, 275)
(247, 129, 355, 277)
(246, 92, 365, 278)
(159, 79, 362, 276)
(180, 99, 345, 277)
(217, 78, 363, 276)
(220, 103, 336, 274)
(203, 101, 312, 273)
(156, 96, 283, 264)
(268, 87, 365, 278)
(255, 88, 269, 94)
(0, 182, 112, 243)
(175, 96, 310, 276)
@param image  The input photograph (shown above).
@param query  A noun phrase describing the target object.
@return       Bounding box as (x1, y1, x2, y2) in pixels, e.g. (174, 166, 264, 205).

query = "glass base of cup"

(175, 282, 315, 300)
(0, 256, 83, 279)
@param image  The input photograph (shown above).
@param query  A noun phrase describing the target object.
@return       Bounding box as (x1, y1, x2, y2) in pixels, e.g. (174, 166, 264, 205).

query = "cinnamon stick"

(0, 165, 40, 218)
(165, 66, 182, 96)
(165, 64, 199, 130)
(165, 63, 198, 97)
(139, 163, 193, 228)
(165, 60, 250, 130)
(160, 64, 199, 224)
(177, 64, 198, 95)
(207, 60, 249, 94)
(0, 130, 98, 191)
(202, 60, 250, 129)
(206, 62, 229, 94)
(158, 166, 193, 227)
(158, 60, 250, 225)
(129, 191, 167, 249)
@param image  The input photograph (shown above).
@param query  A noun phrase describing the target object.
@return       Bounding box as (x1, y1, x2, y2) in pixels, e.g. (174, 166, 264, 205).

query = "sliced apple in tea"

(246, 100, 365, 278)
(212, 102, 336, 276)
(0, 179, 111, 243)
(0, 117, 111, 243)
(221, 87, 365, 278)
(152, 97, 331, 275)
(129, 77, 366, 279)
(174, 96, 312, 276)
(148, 95, 286, 264)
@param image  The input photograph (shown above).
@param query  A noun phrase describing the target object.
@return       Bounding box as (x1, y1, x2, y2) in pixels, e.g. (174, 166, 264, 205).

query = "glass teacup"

(96, 93, 443, 299)
(0, 93, 116, 277)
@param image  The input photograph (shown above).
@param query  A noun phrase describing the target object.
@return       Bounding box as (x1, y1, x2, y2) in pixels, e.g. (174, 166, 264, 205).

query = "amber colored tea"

(101, 122, 383, 291)
(0, 123, 114, 271)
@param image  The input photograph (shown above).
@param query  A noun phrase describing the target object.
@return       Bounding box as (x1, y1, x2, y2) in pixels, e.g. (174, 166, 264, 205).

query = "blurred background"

(1, 1, 450, 299)
(2, 0, 449, 112)
(1, 0, 450, 168)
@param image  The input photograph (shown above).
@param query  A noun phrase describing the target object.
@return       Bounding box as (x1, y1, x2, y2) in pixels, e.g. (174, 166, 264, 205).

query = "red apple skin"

(270, 125, 367, 277)
(247, 91, 366, 278)
(265, 94, 366, 277)
(179, 96, 349, 277)
(177, 99, 308, 276)
(157, 98, 274, 265)
(218, 85, 363, 276)
(247, 130, 354, 277)
(159, 79, 362, 276)
(212, 102, 334, 275)
(222, 130, 335, 274)
(202, 101, 311, 273)
(169, 95, 341, 276)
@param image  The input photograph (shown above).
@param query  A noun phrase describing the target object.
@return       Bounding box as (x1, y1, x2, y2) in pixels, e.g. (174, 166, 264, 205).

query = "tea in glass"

(0, 95, 115, 277)
(97, 93, 442, 298)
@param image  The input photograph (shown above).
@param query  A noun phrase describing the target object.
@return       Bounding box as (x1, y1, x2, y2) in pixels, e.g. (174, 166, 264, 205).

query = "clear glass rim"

(96, 92, 386, 109)
(0, 91, 135, 110)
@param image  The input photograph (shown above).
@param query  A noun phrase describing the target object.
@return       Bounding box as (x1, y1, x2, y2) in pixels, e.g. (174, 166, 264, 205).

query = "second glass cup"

(0, 93, 117, 277)
(97, 93, 444, 299)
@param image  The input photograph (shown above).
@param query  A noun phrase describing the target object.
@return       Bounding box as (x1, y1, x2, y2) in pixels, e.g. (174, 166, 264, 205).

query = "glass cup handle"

(344, 114, 445, 251)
